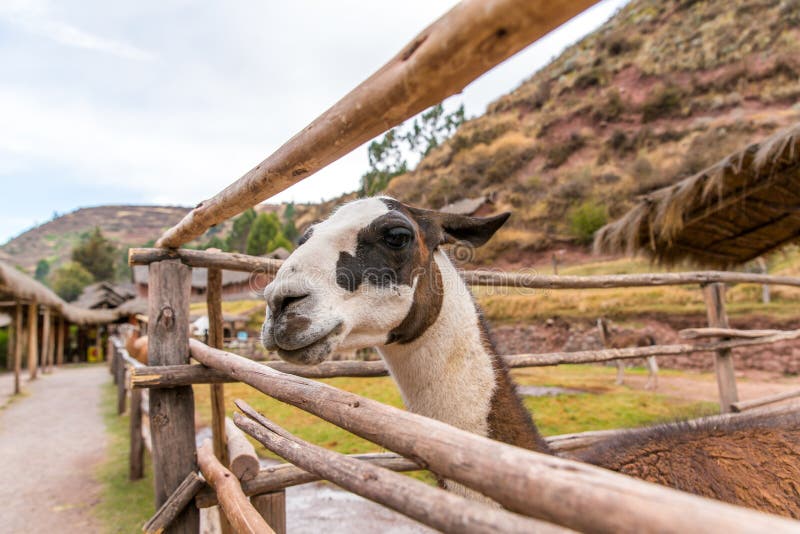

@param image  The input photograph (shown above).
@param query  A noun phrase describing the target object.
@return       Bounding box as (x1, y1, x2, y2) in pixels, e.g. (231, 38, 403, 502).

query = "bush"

(569, 201, 608, 244)
(50, 262, 95, 302)
(642, 85, 684, 122)
(545, 133, 586, 169)
(592, 90, 625, 123)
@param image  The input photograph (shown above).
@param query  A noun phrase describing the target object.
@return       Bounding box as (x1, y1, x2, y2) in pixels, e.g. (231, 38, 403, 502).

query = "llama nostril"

(273, 293, 309, 317)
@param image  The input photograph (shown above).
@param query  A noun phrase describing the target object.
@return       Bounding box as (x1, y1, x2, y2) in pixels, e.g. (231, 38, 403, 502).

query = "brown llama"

(122, 324, 148, 365)
(597, 317, 659, 389)
(260, 197, 800, 517)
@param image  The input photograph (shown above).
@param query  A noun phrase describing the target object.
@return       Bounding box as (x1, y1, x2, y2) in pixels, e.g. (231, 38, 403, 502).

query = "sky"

(0, 0, 629, 244)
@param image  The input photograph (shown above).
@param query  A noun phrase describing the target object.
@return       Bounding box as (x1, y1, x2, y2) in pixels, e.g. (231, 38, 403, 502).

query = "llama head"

(261, 197, 509, 364)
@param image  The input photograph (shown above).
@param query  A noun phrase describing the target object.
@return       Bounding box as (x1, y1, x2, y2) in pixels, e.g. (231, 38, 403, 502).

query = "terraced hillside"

(385, 0, 800, 265)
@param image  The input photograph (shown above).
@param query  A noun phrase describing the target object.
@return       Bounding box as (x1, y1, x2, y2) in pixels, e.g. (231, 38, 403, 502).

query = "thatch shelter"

(594, 123, 800, 267)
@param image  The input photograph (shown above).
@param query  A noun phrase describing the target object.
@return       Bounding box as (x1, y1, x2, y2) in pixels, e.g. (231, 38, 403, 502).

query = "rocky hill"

(385, 0, 800, 265)
(1, 205, 192, 273)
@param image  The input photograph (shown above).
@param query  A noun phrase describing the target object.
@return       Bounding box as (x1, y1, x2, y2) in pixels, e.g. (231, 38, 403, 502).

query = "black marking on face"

(297, 226, 314, 247)
(335, 209, 420, 292)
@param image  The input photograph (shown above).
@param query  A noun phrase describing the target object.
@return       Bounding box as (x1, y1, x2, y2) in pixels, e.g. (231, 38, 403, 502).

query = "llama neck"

(378, 252, 550, 453)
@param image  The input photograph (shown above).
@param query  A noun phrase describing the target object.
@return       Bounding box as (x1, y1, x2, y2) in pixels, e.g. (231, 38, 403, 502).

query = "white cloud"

(0, 0, 153, 60)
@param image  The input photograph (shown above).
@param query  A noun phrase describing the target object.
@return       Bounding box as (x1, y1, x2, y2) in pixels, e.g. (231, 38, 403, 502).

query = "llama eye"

(383, 227, 413, 250)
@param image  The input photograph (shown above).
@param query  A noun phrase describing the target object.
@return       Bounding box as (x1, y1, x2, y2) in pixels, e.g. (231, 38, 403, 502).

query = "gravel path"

(0, 365, 107, 534)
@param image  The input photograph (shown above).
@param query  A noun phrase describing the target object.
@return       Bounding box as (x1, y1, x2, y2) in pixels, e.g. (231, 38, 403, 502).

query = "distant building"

(439, 193, 496, 217)
(132, 265, 273, 301)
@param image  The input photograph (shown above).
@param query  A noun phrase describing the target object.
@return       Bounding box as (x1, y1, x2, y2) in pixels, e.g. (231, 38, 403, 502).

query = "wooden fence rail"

(195, 400, 800, 507)
(234, 403, 566, 534)
(129, 247, 800, 288)
(130, 328, 800, 387)
(154, 0, 601, 249)
(189, 340, 798, 533)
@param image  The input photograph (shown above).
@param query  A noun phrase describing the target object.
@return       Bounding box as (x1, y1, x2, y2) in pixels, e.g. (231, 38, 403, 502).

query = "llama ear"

(406, 206, 511, 247)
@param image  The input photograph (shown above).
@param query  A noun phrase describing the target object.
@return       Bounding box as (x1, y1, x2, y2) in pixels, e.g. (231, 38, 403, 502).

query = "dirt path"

(621, 369, 800, 405)
(0, 365, 107, 534)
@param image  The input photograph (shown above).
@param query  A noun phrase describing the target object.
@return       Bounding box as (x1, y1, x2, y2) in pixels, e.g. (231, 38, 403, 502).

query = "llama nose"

(268, 290, 310, 317)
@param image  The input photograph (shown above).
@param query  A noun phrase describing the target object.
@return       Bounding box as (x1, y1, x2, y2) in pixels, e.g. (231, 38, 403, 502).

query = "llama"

(596, 317, 659, 389)
(121, 324, 149, 365)
(261, 197, 800, 518)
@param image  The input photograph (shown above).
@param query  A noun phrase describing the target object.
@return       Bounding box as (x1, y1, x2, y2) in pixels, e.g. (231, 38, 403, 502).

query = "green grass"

(95, 383, 154, 533)
(194, 365, 717, 453)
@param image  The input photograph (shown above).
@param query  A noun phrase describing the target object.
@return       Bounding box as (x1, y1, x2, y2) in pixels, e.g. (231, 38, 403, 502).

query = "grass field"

(95, 383, 154, 533)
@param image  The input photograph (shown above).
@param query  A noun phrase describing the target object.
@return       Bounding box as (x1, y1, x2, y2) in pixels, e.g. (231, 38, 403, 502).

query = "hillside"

(385, 0, 800, 266)
(0, 206, 192, 274)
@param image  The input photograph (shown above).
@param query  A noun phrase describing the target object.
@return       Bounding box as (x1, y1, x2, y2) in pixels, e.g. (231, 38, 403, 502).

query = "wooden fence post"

(252, 493, 286, 534)
(148, 259, 199, 533)
(13, 303, 22, 394)
(130, 386, 145, 480)
(703, 283, 739, 413)
(56, 316, 66, 366)
(206, 268, 234, 534)
(41, 307, 51, 374)
(117, 354, 127, 415)
(27, 302, 38, 379)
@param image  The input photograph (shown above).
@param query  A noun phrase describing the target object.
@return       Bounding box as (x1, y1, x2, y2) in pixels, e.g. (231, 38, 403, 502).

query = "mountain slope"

(1, 206, 192, 273)
(386, 0, 800, 265)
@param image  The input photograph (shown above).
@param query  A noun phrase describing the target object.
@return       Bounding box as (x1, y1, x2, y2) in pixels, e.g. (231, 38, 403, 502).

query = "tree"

(35, 259, 50, 282)
(402, 103, 465, 157)
(50, 262, 94, 302)
(72, 227, 117, 281)
(226, 208, 257, 252)
(282, 202, 299, 242)
(201, 236, 227, 250)
(246, 213, 281, 256)
(267, 234, 293, 253)
(360, 103, 465, 196)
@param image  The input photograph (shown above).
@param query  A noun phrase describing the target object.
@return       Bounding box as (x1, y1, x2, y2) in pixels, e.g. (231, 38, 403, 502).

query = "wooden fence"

(114, 0, 800, 532)
(116, 248, 800, 533)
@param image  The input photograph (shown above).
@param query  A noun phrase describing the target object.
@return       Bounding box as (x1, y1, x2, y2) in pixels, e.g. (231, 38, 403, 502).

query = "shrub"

(569, 201, 608, 244)
(592, 89, 625, 123)
(50, 262, 94, 302)
(641, 85, 683, 122)
(545, 133, 586, 169)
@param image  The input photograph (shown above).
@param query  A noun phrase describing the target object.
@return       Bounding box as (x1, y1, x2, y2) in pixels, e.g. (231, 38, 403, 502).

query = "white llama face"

(261, 197, 509, 365)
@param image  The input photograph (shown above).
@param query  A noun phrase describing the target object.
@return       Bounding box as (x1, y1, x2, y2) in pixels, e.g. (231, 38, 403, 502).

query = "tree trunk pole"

(148, 259, 199, 533)
(13, 304, 22, 394)
(703, 283, 739, 413)
(42, 308, 52, 373)
(27, 303, 38, 379)
(5, 314, 12, 371)
(96, 325, 103, 362)
(207, 267, 233, 534)
(56, 316, 66, 366)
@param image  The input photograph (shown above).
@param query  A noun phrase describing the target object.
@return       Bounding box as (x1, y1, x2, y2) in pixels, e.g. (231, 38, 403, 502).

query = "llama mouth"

(270, 322, 344, 366)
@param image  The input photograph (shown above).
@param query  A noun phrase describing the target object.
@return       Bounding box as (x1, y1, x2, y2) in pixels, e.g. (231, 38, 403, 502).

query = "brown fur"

(123, 326, 149, 365)
(475, 303, 799, 517)
(477, 308, 551, 453)
(599, 318, 656, 348)
(576, 415, 800, 518)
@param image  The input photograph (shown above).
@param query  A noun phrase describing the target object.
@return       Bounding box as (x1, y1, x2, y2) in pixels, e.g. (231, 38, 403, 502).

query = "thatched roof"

(0, 260, 123, 325)
(440, 195, 493, 216)
(75, 281, 136, 309)
(595, 123, 800, 267)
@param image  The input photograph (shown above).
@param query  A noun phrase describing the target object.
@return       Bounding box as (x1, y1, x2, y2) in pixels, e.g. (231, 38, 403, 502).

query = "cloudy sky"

(0, 0, 628, 243)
